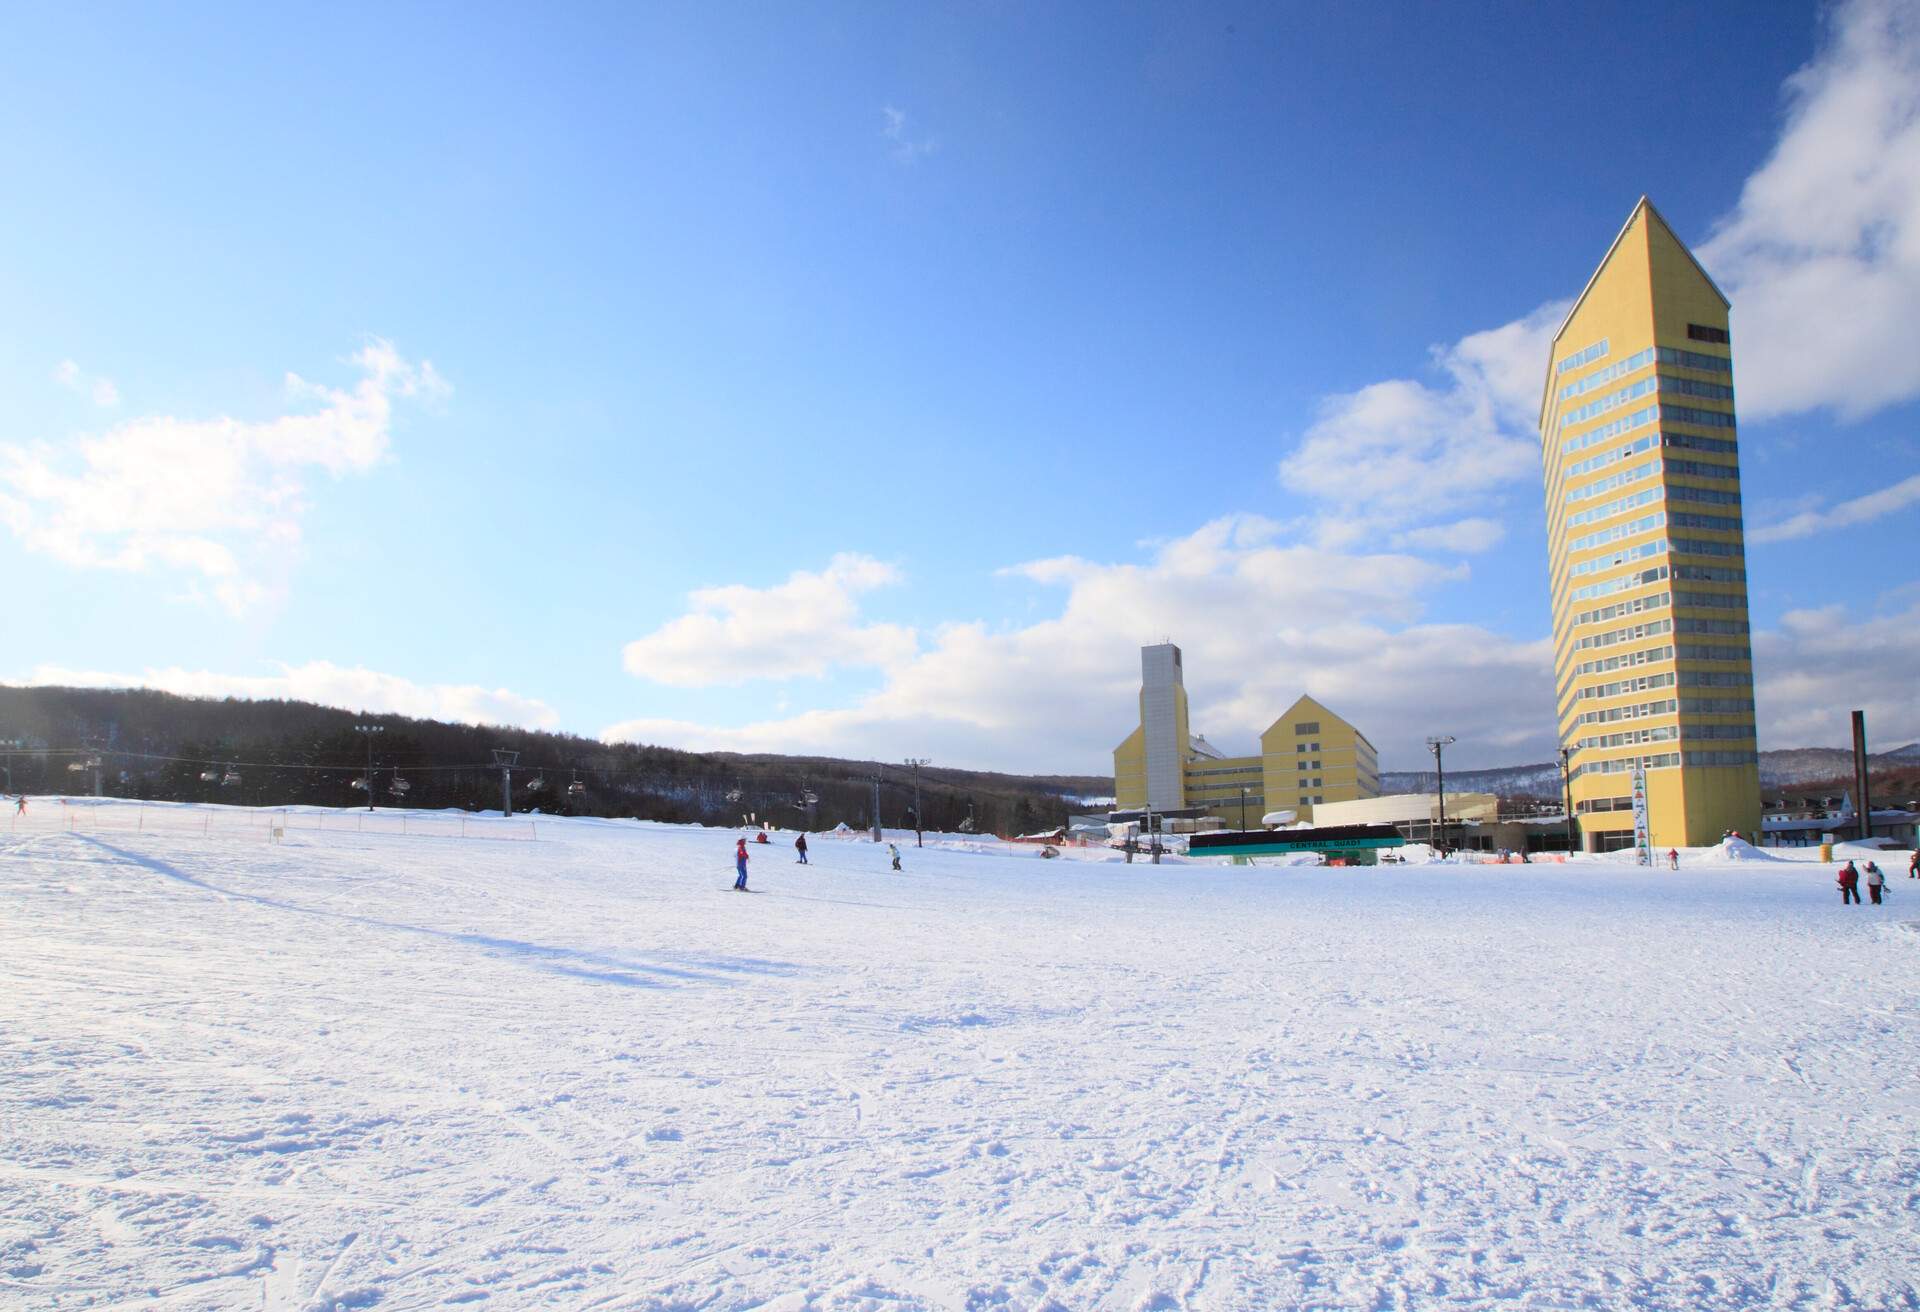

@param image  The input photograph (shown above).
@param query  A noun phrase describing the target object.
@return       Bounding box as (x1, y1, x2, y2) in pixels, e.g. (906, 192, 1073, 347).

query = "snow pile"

(1694, 835, 1782, 864)
(5, 811, 1919, 1308)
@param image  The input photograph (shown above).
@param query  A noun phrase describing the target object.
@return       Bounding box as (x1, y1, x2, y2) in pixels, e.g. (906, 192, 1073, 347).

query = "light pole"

(905, 758, 929, 847)
(869, 775, 883, 842)
(1558, 746, 1577, 855)
(1239, 786, 1250, 832)
(354, 725, 384, 812)
(1425, 735, 1456, 856)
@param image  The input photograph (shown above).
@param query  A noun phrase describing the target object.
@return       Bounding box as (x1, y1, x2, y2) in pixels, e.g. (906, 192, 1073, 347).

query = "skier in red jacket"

(1837, 860, 1861, 905)
(733, 837, 750, 891)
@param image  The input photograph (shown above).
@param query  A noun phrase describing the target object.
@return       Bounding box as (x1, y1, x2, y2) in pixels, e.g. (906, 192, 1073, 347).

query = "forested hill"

(0, 685, 1109, 836)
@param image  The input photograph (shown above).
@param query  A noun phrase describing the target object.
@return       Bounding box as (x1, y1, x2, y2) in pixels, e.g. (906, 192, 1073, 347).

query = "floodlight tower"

(354, 725, 384, 813)
(1425, 735, 1456, 855)
(904, 758, 929, 847)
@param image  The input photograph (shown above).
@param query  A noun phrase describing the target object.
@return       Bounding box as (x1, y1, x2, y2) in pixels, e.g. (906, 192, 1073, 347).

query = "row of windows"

(1565, 458, 1659, 506)
(1667, 510, 1742, 533)
(1674, 589, 1745, 610)
(1561, 375, 1661, 435)
(1672, 536, 1744, 559)
(1577, 696, 1678, 726)
(1568, 537, 1668, 581)
(1676, 617, 1750, 636)
(1294, 741, 1321, 752)
(1293, 721, 1320, 734)
(1566, 511, 1665, 556)
(1298, 795, 1325, 805)
(1687, 324, 1731, 344)
(1673, 563, 1747, 584)
(1686, 749, 1757, 767)
(1663, 375, 1735, 402)
(1186, 765, 1261, 778)
(1675, 642, 1751, 662)
(1679, 669, 1753, 688)
(1565, 484, 1663, 531)
(1580, 725, 1679, 750)
(1571, 591, 1668, 628)
(1666, 457, 1740, 481)
(1662, 431, 1738, 456)
(1686, 721, 1756, 740)
(1669, 483, 1742, 507)
(1572, 752, 1681, 780)
(1682, 696, 1756, 714)
(1563, 410, 1660, 463)
(1566, 645, 1674, 683)
(1556, 337, 1609, 376)
(1567, 563, 1667, 605)
(1662, 403, 1737, 429)
(1575, 617, 1671, 651)
(1576, 668, 1677, 701)
(1555, 344, 1732, 407)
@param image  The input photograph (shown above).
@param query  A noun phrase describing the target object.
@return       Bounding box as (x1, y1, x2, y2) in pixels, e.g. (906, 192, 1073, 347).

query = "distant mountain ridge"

(1384, 745, 1920, 797)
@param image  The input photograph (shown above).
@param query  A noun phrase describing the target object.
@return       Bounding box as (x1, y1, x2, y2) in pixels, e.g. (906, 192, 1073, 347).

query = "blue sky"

(5, 0, 1917, 773)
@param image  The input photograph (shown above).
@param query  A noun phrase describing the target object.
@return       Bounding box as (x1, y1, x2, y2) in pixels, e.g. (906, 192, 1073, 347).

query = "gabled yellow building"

(1112, 643, 1378, 826)
(1539, 198, 1761, 849)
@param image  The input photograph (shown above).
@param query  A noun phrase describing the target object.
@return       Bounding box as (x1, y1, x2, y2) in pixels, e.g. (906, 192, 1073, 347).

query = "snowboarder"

(888, 841, 902, 872)
(1837, 860, 1860, 905)
(794, 832, 809, 865)
(1865, 861, 1886, 905)
(12, 795, 23, 815)
(1909, 850, 1918, 879)
(1667, 848, 1679, 871)
(733, 837, 750, 891)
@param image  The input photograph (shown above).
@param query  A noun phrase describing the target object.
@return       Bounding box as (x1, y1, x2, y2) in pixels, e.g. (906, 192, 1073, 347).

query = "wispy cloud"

(881, 106, 937, 164)
(1, 339, 447, 616)
(53, 359, 119, 408)
(1750, 471, 1920, 543)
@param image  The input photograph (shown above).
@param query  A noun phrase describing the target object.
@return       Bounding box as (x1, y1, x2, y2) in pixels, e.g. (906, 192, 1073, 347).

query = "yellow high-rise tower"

(1540, 198, 1761, 851)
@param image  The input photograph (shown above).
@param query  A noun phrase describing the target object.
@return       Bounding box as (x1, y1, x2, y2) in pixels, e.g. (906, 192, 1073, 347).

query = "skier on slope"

(1864, 861, 1886, 905)
(12, 795, 23, 815)
(1667, 848, 1679, 871)
(1909, 850, 1918, 879)
(888, 841, 903, 872)
(1837, 860, 1861, 906)
(795, 832, 809, 865)
(733, 836, 751, 892)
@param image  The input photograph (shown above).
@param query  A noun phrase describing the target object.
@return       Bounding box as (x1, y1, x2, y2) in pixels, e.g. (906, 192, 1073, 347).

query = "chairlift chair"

(390, 774, 411, 796)
(199, 769, 219, 782)
(566, 772, 586, 797)
(351, 775, 370, 792)
(221, 769, 241, 787)
(528, 772, 548, 792)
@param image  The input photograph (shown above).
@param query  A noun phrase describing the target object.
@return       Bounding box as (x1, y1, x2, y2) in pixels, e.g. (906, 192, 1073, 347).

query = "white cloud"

(622, 553, 917, 686)
(1750, 470, 1920, 543)
(1391, 517, 1508, 554)
(2, 340, 446, 615)
(53, 359, 120, 407)
(1277, 301, 1565, 524)
(607, 519, 1551, 772)
(1698, 0, 1920, 421)
(16, 660, 558, 730)
(1753, 597, 1920, 749)
(881, 106, 937, 164)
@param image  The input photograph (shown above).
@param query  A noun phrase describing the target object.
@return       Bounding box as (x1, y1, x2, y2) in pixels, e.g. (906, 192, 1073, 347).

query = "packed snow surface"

(3, 804, 1918, 1310)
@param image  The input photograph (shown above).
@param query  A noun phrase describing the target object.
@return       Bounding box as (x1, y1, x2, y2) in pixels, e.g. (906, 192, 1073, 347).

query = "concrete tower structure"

(1539, 198, 1761, 850)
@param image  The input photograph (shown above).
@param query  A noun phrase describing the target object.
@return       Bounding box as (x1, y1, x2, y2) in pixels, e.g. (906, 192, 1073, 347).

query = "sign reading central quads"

(1188, 824, 1406, 866)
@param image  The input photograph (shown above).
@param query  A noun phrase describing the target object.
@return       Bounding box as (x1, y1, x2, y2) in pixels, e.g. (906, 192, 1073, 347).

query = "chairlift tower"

(904, 758, 929, 847)
(492, 748, 520, 816)
(0, 737, 24, 794)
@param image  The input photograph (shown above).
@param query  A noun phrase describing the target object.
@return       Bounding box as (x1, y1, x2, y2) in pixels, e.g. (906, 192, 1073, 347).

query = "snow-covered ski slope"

(4, 805, 1917, 1311)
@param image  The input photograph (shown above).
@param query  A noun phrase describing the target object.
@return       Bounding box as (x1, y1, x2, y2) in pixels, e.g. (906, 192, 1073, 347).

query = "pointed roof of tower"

(1539, 197, 1730, 426)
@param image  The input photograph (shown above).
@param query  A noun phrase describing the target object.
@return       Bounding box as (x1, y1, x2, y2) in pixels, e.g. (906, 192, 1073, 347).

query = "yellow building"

(1538, 198, 1761, 850)
(1112, 643, 1379, 827)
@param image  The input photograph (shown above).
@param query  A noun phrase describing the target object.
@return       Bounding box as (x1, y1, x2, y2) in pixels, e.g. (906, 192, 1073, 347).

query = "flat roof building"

(1112, 643, 1379, 827)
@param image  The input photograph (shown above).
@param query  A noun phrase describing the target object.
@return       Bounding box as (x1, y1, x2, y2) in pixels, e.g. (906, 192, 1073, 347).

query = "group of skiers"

(729, 831, 903, 891)
(1835, 857, 1912, 904)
